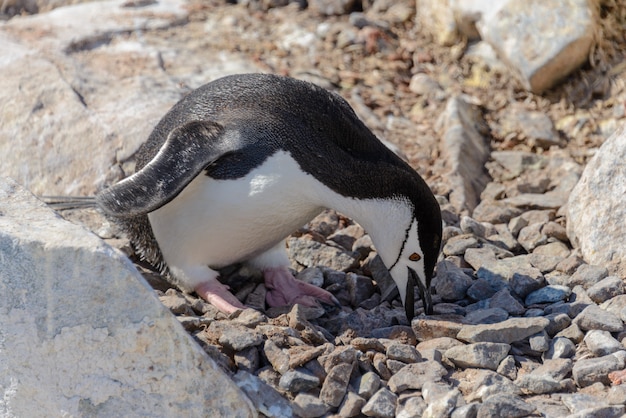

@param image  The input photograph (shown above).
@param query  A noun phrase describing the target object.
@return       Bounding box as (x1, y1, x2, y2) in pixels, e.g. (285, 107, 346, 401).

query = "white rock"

(415, 0, 458, 46)
(448, 0, 507, 40)
(477, 0, 595, 93)
(0, 0, 260, 196)
(567, 125, 626, 277)
(0, 177, 255, 417)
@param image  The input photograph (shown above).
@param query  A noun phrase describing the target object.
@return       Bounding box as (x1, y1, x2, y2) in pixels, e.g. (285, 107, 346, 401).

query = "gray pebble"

(435, 260, 474, 301)
(278, 368, 320, 392)
(515, 374, 562, 395)
(572, 352, 626, 387)
(554, 324, 585, 344)
(532, 240, 570, 258)
(466, 278, 499, 301)
(293, 393, 330, 418)
(233, 371, 294, 418)
(601, 294, 626, 317)
(387, 361, 447, 392)
(477, 393, 536, 418)
(320, 362, 354, 407)
(386, 343, 421, 363)
(386, 359, 407, 374)
(524, 285, 572, 306)
(210, 322, 264, 351)
(362, 388, 398, 418)
(517, 222, 548, 252)
(476, 256, 545, 298)
(451, 402, 479, 418)
(489, 289, 525, 315)
(544, 312, 572, 336)
(467, 370, 522, 402)
(296, 267, 325, 288)
(445, 342, 510, 370)
(346, 272, 375, 307)
(356, 371, 381, 399)
(561, 393, 613, 415)
(464, 307, 509, 325)
(543, 336, 576, 360)
(422, 383, 461, 417)
(443, 234, 480, 256)
(587, 276, 626, 304)
(496, 355, 518, 380)
(567, 405, 626, 418)
(263, 339, 290, 375)
(528, 253, 562, 273)
(460, 216, 496, 237)
(396, 395, 427, 418)
(234, 346, 260, 373)
(472, 201, 523, 224)
(574, 305, 624, 332)
(607, 384, 626, 405)
(583, 330, 624, 356)
(463, 247, 497, 271)
(568, 264, 609, 289)
(528, 330, 550, 352)
(338, 391, 366, 417)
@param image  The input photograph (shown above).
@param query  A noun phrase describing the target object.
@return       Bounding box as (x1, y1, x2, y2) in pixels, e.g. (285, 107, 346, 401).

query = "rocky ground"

(5, 0, 626, 417)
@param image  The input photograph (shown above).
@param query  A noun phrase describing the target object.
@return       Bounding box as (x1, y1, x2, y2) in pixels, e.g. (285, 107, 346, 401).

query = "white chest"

(147, 151, 326, 268)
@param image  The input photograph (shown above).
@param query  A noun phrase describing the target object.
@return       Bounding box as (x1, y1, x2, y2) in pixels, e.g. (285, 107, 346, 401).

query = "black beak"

(407, 267, 433, 320)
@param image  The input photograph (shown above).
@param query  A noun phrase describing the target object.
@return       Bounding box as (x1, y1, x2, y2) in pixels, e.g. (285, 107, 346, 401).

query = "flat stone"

(476, 256, 545, 298)
(208, 321, 264, 351)
(457, 317, 550, 344)
(572, 353, 626, 387)
(528, 331, 550, 352)
(386, 343, 422, 364)
(568, 126, 626, 277)
(436, 96, 491, 213)
(472, 201, 523, 224)
(443, 234, 480, 256)
(561, 393, 610, 414)
(465, 369, 522, 402)
(516, 374, 562, 395)
(278, 368, 320, 393)
(387, 361, 448, 393)
(587, 276, 626, 304)
(362, 388, 398, 418)
(567, 406, 626, 418)
(292, 393, 331, 418)
(263, 339, 290, 375)
(525, 285, 571, 306)
(0, 178, 255, 417)
(544, 313, 572, 336)
(477, 393, 536, 418)
(288, 237, 359, 272)
(464, 307, 509, 325)
(412, 317, 464, 342)
(445, 342, 510, 370)
(574, 305, 624, 332)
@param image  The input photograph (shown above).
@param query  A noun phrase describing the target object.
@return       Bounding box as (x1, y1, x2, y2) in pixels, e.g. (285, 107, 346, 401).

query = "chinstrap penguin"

(97, 73, 442, 320)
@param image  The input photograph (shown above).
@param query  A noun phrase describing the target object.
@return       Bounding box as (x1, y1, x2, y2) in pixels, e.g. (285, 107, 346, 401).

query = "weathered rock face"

(567, 125, 626, 277)
(0, 0, 260, 196)
(0, 177, 256, 418)
(477, 0, 595, 93)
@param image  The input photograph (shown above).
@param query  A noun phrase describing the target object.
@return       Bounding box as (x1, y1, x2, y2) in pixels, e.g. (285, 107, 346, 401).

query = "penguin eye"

(409, 252, 421, 262)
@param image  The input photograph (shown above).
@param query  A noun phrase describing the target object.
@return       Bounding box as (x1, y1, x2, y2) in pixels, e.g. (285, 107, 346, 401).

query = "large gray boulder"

(567, 125, 626, 277)
(0, 0, 259, 196)
(0, 177, 256, 417)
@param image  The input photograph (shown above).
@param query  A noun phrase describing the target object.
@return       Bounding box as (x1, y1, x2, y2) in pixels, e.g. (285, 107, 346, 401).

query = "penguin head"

(383, 217, 440, 320)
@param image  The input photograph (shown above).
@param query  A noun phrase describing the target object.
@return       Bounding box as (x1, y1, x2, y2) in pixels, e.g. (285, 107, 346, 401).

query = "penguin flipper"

(97, 120, 227, 218)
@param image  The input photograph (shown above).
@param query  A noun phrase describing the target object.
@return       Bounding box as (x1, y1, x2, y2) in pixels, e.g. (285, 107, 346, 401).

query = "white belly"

(148, 151, 325, 269)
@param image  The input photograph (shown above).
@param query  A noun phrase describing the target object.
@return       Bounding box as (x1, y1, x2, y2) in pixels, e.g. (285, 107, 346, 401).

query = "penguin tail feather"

(40, 195, 97, 210)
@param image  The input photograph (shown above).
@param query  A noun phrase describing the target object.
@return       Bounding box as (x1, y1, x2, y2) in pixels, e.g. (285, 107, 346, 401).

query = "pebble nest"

(51, 0, 626, 416)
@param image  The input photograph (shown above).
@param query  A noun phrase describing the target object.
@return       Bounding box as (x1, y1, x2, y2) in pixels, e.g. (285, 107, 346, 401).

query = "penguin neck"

(322, 192, 414, 266)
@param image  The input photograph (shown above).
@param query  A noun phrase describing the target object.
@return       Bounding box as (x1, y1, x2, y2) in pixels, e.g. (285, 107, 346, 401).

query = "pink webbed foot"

(264, 266, 341, 308)
(195, 280, 246, 314)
